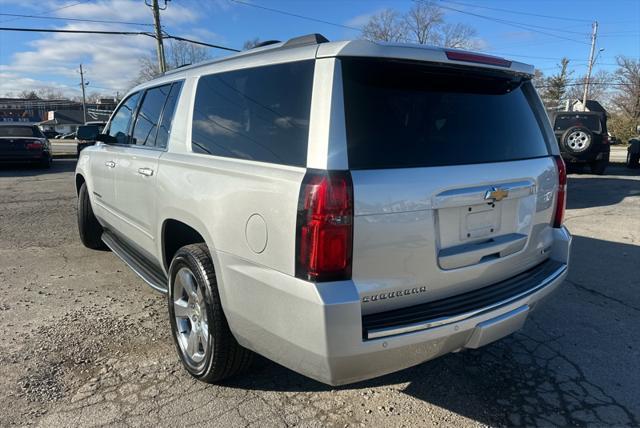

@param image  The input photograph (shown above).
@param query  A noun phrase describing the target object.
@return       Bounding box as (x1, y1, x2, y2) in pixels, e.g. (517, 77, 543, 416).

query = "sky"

(0, 0, 638, 98)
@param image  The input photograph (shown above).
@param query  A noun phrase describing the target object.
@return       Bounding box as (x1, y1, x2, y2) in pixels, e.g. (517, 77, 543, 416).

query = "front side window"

(191, 60, 314, 167)
(132, 84, 172, 147)
(107, 92, 141, 145)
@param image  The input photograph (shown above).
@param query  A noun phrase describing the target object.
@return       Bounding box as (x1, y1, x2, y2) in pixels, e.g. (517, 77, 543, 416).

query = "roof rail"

(282, 33, 329, 48)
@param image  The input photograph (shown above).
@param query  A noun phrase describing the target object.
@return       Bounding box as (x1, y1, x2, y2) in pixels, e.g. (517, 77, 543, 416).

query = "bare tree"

(361, 9, 407, 43)
(360, 3, 479, 49)
(134, 39, 211, 85)
(243, 37, 262, 50)
(18, 90, 41, 100)
(565, 70, 611, 105)
(611, 56, 640, 122)
(404, 2, 443, 44)
(441, 22, 478, 49)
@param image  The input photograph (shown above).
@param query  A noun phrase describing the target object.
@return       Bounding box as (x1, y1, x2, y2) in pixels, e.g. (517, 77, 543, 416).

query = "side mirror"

(96, 133, 115, 144)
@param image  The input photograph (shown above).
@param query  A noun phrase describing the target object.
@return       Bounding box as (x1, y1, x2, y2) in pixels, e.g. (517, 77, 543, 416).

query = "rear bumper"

(0, 151, 50, 163)
(219, 226, 571, 386)
(561, 146, 610, 163)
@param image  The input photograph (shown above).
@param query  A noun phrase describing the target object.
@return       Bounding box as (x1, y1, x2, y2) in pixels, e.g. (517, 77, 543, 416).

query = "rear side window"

(341, 59, 551, 170)
(554, 114, 602, 133)
(191, 60, 314, 167)
(155, 82, 183, 149)
(132, 84, 172, 147)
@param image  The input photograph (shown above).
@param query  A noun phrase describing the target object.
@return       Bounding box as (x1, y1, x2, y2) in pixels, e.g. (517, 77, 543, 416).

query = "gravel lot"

(0, 159, 638, 427)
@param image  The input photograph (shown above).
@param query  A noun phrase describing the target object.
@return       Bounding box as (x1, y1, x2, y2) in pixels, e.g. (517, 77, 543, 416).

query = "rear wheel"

(39, 155, 52, 169)
(562, 126, 592, 154)
(77, 182, 107, 250)
(168, 243, 254, 383)
(627, 151, 640, 169)
(589, 158, 607, 175)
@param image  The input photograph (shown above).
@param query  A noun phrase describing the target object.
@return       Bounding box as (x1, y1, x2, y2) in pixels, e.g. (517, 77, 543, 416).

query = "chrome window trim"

(366, 263, 567, 340)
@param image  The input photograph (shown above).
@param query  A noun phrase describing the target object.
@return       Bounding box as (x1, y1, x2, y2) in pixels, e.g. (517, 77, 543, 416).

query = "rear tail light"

(295, 170, 353, 282)
(553, 155, 567, 228)
(603, 134, 611, 144)
(26, 141, 43, 150)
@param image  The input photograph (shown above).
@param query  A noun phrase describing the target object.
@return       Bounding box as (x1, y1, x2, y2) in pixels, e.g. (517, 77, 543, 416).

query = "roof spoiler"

(282, 33, 329, 48)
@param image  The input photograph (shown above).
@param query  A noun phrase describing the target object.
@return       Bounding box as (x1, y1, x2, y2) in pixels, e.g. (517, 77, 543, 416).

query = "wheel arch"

(160, 216, 214, 273)
(75, 173, 86, 196)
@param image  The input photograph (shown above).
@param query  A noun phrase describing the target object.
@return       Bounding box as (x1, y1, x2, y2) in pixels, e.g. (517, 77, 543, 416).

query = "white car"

(75, 34, 571, 386)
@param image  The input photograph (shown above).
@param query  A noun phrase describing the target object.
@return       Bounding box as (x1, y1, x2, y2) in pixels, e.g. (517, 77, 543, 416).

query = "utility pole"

(582, 21, 598, 111)
(79, 64, 87, 124)
(148, 0, 167, 73)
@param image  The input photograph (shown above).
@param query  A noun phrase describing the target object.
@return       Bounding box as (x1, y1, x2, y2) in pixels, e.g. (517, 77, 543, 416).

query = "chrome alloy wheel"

(567, 130, 590, 152)
(172, 267, 209, 366)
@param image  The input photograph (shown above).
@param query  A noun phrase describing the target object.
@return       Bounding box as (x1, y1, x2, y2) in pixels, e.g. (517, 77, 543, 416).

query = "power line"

(229, 0, 361, 32)
(0, 26, 240, 52)
(0, 0, 91, 24)
(430, 1, 591, 45)
(0, 13, 152, 27)
(438, 0, 592, 23)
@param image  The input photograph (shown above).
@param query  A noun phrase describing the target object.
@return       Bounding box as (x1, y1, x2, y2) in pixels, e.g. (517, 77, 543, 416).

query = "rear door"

(113, 82, 182, 258)
(340, 58, 559, 315)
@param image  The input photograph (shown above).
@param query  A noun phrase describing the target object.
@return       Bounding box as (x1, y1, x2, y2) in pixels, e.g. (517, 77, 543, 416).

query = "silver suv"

(75, 34, 571, 386)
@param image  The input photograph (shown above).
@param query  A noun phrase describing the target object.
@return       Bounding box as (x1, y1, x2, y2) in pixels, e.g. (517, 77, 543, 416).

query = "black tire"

(77, 182, 107, 250)
(562, 126, 592, 154)
(627, 152, 640, 169)
(39, 155, 52, 169)
(589, 159, 608, 175)
(168, 243, 253, 383)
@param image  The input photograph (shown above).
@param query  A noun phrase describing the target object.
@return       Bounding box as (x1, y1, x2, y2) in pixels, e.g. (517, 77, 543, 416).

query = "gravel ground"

(0, 159, 638, 427)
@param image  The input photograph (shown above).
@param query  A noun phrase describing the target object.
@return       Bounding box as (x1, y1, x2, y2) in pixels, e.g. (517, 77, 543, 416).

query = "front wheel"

(77, 182, 107, 250)
(167, 243, 254, 383)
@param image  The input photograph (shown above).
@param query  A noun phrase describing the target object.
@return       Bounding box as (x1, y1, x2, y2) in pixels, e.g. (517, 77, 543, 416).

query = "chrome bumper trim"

(366, 263, 567, 340)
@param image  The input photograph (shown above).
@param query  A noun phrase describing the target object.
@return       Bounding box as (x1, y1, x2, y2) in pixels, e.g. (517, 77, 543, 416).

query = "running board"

(102, 230, 168, 294)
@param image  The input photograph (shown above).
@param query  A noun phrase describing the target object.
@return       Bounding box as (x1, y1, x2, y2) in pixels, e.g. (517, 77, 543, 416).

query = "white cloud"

(345, 9, 384, 30)
(0, 0, 205, 96)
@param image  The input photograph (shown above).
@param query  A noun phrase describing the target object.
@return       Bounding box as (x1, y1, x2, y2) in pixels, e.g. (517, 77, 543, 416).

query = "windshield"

(77, 125, 101, 140)
(341, 59, 552, 170)
(554, 114, 602, 133)
(0, 126, 43, 138)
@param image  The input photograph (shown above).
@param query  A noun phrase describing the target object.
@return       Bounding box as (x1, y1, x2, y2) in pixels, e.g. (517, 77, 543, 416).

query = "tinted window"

(341, 59, 551, 170)
(77, 125, 100, 140)
(155, 82, 183, 149)
(554, 114, 601, 133)
(107, 92, 140, 145)
(0, 126, 43, 138)
(192, 61, 314, 166)
(132, 85, 172, 147)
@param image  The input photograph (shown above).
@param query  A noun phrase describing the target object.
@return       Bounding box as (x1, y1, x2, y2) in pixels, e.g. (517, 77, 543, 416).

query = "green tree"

(540, 58, 572, 110)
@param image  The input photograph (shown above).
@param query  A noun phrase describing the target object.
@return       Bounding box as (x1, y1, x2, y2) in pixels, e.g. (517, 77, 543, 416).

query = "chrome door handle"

(105, 161, 116, 168)
(137, 167, 154, 177)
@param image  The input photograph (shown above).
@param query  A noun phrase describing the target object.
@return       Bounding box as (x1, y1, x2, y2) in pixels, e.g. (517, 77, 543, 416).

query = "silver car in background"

(75, 34, 571, 386)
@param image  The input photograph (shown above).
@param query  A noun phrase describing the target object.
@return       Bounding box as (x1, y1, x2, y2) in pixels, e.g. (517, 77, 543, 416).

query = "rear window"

(341, 59, 551, 170)
(191, 60, 314, 167)
(554, 114, 602, 133)
(0, 126, 43, 138)
(77, 125, 100, 140)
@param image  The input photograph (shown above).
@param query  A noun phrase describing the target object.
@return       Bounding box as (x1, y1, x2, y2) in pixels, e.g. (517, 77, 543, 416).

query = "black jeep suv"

(551, 111, 610, 175)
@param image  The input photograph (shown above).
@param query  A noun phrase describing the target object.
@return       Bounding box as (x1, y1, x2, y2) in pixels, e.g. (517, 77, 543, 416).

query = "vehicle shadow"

(223, 235, 640, 426)
(567, 168, 640, 210)
(0, 158, 76, 177)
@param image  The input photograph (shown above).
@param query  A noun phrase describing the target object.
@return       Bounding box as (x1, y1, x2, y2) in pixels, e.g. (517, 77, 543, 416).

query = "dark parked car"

(628, 138, 640, 169)
(76, 122, 106, 156)
(551, 111, 610, 175)
(0, 124, 51, 168)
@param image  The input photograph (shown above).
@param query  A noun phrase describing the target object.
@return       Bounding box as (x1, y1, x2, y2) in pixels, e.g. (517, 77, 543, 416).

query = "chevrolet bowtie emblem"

(485, 187, 509, 202)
